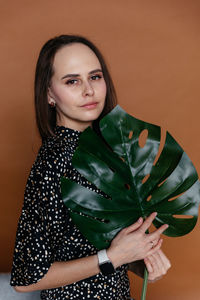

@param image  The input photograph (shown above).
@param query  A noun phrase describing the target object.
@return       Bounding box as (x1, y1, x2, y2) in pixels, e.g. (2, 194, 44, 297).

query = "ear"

(47, 87, 56, 105)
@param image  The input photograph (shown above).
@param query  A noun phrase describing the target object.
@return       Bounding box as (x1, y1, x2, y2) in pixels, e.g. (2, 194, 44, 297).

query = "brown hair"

(34, 34, 118, 140)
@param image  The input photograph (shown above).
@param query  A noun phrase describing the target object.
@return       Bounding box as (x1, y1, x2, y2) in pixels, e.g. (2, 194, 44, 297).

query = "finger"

(147, 238, 163, 256)
(147, 224, 169, 241)
(148, 273, 163, 283)
(138, 212, 157, 233)
(144, 256, 160, 282)
(147, 250, 170, 279)
(151, 238, 159, 246)
(156, 249, 171, 270)
(122, 217, 143, 234)
(149, 238, 159, 249)
(144, 257, 153, 273)
(149, 252, 165, 274)
(145, 253, 164, 282)
(148, 275, 163, 283)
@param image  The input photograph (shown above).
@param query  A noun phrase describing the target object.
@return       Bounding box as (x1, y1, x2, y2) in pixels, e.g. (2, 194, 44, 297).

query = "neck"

(56, 120, 92, 132)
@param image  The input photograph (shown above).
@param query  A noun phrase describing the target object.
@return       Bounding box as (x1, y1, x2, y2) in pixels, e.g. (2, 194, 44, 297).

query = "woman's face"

(48, 43, 107, 131)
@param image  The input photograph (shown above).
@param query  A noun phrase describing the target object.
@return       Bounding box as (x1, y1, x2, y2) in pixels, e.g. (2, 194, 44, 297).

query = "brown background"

(1, 0, 200, 299)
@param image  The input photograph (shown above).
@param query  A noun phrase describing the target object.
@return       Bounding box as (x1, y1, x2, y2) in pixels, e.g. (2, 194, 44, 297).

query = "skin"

(15, 44, 171, 293)
(48, 43, 107, 131)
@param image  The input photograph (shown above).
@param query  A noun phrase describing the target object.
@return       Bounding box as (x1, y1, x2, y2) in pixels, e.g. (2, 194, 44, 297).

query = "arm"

(14, 212, 168, 292)
(14, 255, 99, 292)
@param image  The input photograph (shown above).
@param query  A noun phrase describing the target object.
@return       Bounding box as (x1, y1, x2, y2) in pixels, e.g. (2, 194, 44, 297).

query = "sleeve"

(10, 149, 68, 286)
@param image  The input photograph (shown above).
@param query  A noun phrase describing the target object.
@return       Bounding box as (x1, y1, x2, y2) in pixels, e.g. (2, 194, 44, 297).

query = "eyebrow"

(61, 68, 103, 80)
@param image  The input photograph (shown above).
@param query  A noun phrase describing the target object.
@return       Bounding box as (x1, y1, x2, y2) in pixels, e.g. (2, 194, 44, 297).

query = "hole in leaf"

(168, 195, 177, 202)
(142, 174, 150, 184)
(147, 195, 152, 202)
(173, 215, 194, 219)
(157, 178, 167, 187)
(138, 129, 148, 148)
(72, 211, 110, 223)
(109, 166, 115, 172)
(103, 219, 110, 223)
(129, 131, 133, 139)
(124, 183, 130, 190)
(153, 128, 166, 166)
(168, 192, 184, 202)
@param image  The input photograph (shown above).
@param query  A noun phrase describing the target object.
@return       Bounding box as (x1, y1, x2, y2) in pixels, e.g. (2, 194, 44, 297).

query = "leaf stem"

(141, 266, 148, 300)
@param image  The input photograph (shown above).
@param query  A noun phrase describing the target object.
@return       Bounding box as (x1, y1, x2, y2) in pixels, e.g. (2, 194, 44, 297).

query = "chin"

(82, 109, 103, 121)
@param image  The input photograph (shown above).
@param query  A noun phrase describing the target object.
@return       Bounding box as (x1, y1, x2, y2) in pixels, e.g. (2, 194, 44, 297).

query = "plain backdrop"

(1, 1, 200, 299)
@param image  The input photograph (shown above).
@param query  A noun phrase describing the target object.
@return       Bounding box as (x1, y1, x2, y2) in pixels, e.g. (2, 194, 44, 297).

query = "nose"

(82, 80, 94, 97)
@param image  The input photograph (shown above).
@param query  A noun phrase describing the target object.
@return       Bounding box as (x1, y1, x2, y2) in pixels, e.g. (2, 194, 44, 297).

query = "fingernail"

(138, 217, 143, 223)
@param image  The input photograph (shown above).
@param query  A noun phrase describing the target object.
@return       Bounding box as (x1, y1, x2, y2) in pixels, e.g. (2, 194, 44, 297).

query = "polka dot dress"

(10, 126, 131, 299)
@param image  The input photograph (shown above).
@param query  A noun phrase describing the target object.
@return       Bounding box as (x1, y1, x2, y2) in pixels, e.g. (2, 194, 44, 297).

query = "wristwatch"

(97, 249, 115, 275)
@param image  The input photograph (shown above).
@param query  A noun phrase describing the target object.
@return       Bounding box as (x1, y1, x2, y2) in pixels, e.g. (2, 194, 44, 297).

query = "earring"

(49, 101, 56, 108)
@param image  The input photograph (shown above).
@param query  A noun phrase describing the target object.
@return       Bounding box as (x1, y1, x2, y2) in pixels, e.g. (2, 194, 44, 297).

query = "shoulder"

(33, 135, 73, 176)
(26, 128, 80, 190)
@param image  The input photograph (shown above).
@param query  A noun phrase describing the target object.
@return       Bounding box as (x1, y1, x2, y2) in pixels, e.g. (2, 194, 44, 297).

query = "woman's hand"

(144, 249, 171, 282)
(107, 212, 168, 268)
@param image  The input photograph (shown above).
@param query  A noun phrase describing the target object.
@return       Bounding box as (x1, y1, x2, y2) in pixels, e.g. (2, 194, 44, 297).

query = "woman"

(11, 35, 171, 299)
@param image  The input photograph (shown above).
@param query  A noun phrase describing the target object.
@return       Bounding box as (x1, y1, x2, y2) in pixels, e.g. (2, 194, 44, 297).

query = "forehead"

(52, 43, 101, 76)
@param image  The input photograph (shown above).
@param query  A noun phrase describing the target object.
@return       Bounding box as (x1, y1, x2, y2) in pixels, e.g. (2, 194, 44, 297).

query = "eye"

(65, 79, 78, 85)
(90, 74, 102, 81)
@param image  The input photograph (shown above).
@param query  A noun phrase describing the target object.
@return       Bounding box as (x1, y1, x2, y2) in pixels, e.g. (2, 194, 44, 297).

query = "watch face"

(100, 262, 115, 275)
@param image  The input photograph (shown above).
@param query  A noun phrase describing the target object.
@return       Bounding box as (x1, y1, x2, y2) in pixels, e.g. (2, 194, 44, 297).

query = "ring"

(150, 241, 154, 248)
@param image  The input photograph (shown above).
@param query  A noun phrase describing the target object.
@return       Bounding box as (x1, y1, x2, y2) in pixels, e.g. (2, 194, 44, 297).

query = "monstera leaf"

(61, 105, 200, 250)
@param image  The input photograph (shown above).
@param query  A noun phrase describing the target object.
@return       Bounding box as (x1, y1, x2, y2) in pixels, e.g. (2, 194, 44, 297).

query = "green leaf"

(61, 105, 200, 250)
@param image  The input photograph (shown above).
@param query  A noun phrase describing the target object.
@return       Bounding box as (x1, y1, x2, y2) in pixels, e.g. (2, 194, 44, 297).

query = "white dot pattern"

(10, 126, 130, 299)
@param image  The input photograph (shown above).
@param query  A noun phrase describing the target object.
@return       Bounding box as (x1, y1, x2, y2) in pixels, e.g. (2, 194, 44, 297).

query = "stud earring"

(49, 101, 56, 108)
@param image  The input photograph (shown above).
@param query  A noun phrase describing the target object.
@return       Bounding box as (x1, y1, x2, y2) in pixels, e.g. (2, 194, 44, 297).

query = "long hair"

(34, 35, 117, 140)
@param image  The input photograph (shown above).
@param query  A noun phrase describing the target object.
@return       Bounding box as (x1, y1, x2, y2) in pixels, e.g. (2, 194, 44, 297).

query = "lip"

(80, 102, 98, 108)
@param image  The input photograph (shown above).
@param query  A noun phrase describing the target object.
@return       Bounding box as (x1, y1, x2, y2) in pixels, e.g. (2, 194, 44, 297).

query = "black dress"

(10, 126, 130, 299)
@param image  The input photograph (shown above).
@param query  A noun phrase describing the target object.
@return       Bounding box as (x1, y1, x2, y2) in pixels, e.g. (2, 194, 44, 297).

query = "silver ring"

(150, 241, 154, 248)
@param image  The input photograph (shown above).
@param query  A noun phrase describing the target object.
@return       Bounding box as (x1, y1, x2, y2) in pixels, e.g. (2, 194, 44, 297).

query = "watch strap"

(97, 249, 115, 275)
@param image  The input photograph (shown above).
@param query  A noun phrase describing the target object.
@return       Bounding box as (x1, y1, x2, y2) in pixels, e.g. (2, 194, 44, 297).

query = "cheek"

(99, 80, 107, 98)
(53, 88, 75, 105)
